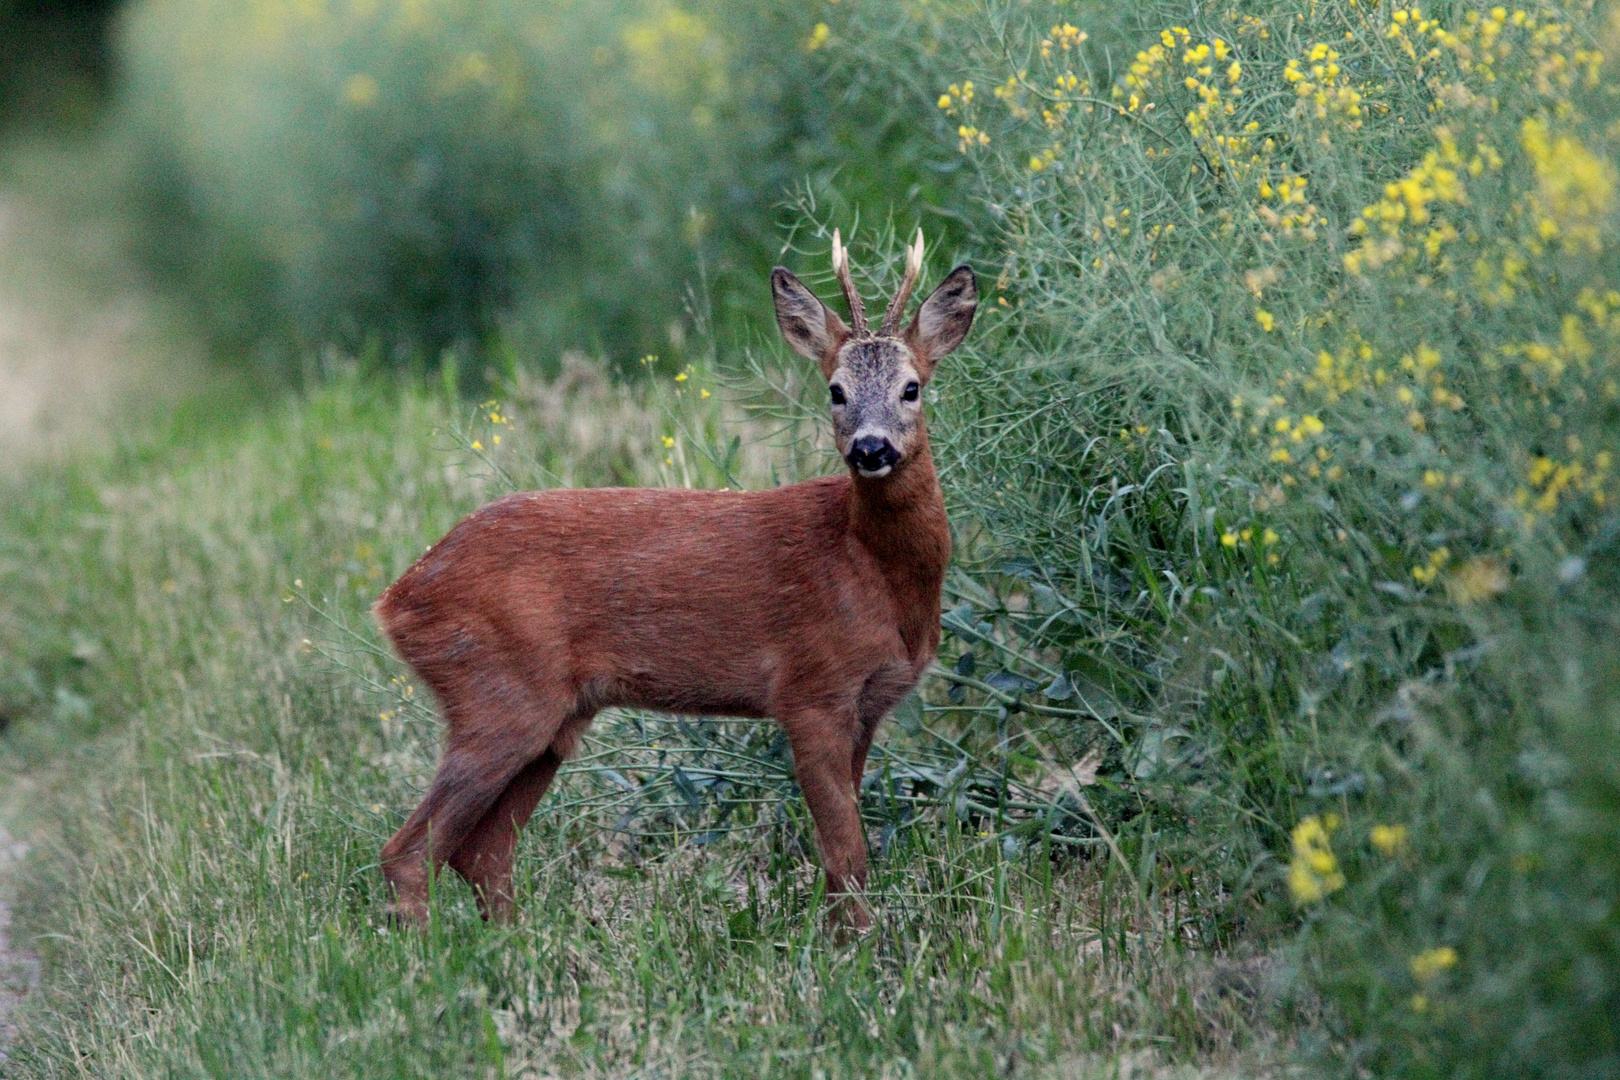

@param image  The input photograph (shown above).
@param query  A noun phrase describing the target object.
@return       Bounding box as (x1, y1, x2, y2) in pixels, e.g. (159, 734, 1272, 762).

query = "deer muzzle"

(847, 435, 900, 477)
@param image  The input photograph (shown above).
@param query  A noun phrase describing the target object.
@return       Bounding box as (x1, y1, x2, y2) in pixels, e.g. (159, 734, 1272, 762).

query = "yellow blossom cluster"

(1520, 117, 1615, 253)
(1345, 128, 1476, 274)
(1228, 12, 1269, 40)
(993, 74, 1033, 122)
(937, 81, 992, 153)
(1116, 31, 1346, 243)
(1412, 546, 1450, 585)
(1274, 7, 1620, 548)
(1501, 305, 1608, 385)
(957, 125, 989, 153)
(1121, 33, 1176, 115)
(1040, 22, 1086, 59)
(1256, 172, 1318, 238)
(1288, 814, 1346, 904)
(972, 5, 1619, 586)
(1410, 945, 1459, 982)
(936, 80, 973, 114)
(1518, 448, 1613, 516)
(1285, 42, 1365, 130)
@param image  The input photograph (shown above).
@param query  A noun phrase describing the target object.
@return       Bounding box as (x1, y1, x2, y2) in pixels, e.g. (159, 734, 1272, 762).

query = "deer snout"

(847, 434, 901, 476)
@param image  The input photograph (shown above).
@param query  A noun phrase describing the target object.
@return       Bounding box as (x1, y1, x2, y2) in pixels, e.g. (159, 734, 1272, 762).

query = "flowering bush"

(801, 0, 1620, 1073)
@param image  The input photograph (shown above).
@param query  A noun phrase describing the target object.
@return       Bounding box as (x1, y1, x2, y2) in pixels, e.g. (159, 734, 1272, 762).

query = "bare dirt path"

(0, 826, 39, 1065)
(0, 164, 204, 473)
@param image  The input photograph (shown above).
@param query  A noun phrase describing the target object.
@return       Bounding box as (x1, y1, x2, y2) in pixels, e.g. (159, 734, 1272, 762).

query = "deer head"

(772, 230, 978, 478)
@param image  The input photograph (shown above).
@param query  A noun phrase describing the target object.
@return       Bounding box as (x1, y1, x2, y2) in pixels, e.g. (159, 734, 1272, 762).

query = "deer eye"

(829, 384, 847, 406)
(902, 381, 920, 402)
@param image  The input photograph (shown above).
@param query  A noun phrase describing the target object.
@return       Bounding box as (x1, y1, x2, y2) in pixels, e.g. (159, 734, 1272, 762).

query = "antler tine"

(830, 229, 868, 335)
(880, 228, 925, 336)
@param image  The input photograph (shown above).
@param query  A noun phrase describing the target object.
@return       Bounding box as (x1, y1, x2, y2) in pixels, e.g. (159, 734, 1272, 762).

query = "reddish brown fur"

(375, 254, 974, 929)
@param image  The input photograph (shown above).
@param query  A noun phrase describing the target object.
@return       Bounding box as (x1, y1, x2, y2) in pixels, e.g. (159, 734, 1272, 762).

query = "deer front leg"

(783, 713, 872, 931)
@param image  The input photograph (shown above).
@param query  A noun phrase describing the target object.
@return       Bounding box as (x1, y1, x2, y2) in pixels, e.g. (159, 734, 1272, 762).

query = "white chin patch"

(855, 464, 894, 478)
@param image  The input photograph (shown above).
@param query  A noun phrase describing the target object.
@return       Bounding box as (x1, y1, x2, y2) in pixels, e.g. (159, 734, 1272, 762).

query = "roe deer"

(375, 231, 977, 929)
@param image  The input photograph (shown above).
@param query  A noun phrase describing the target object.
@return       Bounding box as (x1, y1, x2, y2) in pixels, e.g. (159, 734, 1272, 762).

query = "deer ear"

(905, 264, 977, 377)
(772, 267, 849, 377)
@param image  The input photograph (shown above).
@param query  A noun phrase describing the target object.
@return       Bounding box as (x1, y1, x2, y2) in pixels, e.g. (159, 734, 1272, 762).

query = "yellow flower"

(806, 22, 829, 51)
(1255, 309, 1275, 332)
(1370, 823, 1409, 856)
(471, 440, 483, 451)
(674, 371, 688, 382)
(957, 125, 989, 152)
(1221, 531, 1239, 547)
(1410, 946, 1458, 982)
(662, 435, 675, 448)
(1288, 814, 1346, 904)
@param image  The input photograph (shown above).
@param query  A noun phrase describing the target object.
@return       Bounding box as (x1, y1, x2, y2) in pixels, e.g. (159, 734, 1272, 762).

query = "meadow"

(1, 0, 1618, 1077)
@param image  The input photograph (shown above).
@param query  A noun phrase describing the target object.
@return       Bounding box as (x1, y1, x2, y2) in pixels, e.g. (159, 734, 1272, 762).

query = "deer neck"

(848, 423, 951, 659)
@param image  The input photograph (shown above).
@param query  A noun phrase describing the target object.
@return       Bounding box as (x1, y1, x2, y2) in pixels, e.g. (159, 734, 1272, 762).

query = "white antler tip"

(831, 228, 844, 271)
(907, 228, 924, 274)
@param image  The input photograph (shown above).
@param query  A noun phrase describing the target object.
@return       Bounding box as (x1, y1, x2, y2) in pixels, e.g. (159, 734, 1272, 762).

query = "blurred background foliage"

(110, 0, 977, 370)
(1, 0, 1618, 1077)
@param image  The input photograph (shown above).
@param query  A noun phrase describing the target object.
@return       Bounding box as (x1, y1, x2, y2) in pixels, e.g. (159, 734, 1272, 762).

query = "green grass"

(0, 372, 1279, 1078)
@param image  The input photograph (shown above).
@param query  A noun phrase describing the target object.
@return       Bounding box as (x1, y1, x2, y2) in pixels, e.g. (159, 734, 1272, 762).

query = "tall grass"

(0, 370, 1274, 1078)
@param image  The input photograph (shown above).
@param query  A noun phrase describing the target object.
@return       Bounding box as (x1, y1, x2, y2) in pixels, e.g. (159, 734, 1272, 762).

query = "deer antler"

(880, 229, 925, 336)
(831, 229, 868, 335)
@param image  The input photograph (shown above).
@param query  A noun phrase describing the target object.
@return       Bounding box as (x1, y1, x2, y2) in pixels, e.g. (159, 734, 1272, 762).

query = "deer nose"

(847, 435, 900, 474)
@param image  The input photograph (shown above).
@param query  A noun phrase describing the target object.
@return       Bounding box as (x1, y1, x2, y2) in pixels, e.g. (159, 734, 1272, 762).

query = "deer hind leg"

(782, 711, 871, 931)
(446, 704, 594, 921)
(380, 671, 575, 926)
(446, 748, 563, 921)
